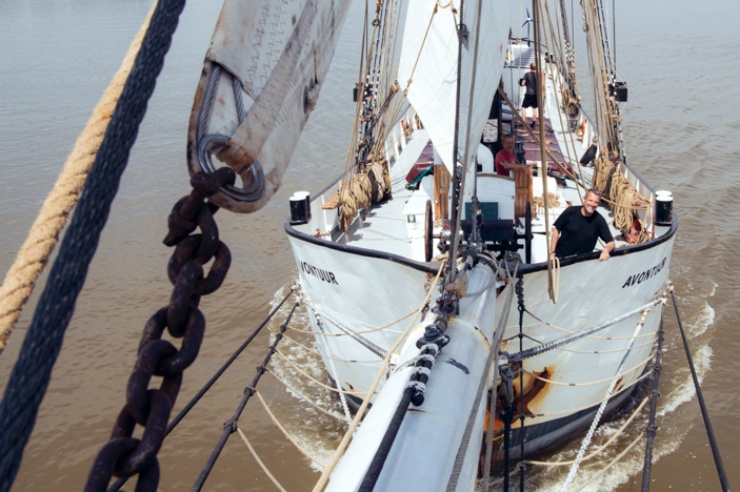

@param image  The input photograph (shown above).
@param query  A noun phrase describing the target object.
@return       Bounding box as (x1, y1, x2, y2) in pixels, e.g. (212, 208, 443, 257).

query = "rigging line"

(253, 390, 328, 469)
(265, 369, 347, 422)
(312, 262, 445, 492)
(169, 290, 295, 431)
(541, 1, 584, 191)
(404, 3, 442, 92)
(237, 427, 288, 492)
(317, 318, 353, 422)
(303, 295, 421, 335)
(506, 297, 664, 341)
(273, 349, 374, 396)
(447, 184, 508, 492)
(641, 316, 664, 489)
(518, 335, 656, 355)
(584, 434, 644, 489)
(520, 370, 653, 419)
(315, 312, 387, 359)
(458, 0, 484, 178)
(670, 286, 730, 491)
(510, 299, 663, 362)
(522, 351, 655, 387)
(447, 0, 466, 284)
(282, 333, 381, 364)
(0, 2, 157, 355)
(532, 0, 556, 309)
(524, 395, 650, 467)
(482, 275, 519, 489)
(193, 301, 299, 491)
(342, 0, 370, 183)
(560, 306, 652, 491)
(517, 304, 660, 341)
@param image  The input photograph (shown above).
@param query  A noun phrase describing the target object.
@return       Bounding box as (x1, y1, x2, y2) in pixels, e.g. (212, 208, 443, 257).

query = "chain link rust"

(85, 168, 235, 492)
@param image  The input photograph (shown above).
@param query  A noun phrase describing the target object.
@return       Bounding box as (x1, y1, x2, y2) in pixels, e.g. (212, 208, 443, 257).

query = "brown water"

(0, 1, 737, 490)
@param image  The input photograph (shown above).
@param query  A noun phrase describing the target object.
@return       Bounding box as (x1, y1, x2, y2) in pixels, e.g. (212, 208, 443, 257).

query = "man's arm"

(599, 240, 615, 261)
(597, 216, 615, 261)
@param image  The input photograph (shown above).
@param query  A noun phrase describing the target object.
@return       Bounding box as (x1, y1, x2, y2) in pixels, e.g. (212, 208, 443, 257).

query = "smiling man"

(549, 188, 615, 261)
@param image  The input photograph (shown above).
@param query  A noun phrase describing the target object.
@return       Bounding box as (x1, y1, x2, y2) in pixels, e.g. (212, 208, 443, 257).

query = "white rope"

(236, 427, 289, 492)
(282, 333, 381, 364)
(266, 369, 346, 422)
(559, 308, 651, 491)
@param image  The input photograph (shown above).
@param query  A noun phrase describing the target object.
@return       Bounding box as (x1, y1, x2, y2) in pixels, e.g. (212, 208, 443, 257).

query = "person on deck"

(520, 63, 539, 126)
(495, 134, 529, 176)
(549, 188, 615, 261)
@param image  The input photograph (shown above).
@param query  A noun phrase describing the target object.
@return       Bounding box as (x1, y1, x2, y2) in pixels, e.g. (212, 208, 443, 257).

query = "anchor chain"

(85, 168, 235, 492)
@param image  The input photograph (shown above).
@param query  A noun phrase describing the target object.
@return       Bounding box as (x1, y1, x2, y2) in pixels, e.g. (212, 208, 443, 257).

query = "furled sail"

(187, 0, 351, 213)
(397, 0, 515, 175)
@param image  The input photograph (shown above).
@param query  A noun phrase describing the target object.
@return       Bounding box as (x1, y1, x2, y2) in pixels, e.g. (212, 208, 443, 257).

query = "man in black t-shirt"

(549, 188, 615, 261)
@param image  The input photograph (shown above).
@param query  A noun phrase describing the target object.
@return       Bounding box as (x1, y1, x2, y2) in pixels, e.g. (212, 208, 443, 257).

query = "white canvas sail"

(188, 0, 351, 212)
(397, 1, 515, 175)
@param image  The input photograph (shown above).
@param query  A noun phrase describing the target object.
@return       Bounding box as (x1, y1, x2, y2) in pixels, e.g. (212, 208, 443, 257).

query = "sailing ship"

(185, 0, 677, 488)
(0, 0, 684, 491)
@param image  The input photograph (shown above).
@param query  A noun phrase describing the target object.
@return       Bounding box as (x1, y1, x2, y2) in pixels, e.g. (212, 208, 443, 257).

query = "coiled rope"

(0, 4, 157, 354)
(0, 2, 185, 490)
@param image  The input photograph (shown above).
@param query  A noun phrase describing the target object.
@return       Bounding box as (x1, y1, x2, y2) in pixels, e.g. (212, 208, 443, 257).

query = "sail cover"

(398, 0, 515, 174)
(189, 0, 351, 213)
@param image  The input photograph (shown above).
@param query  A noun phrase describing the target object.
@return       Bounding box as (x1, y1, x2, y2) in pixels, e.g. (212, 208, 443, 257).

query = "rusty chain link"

(85, 168, 236, 492)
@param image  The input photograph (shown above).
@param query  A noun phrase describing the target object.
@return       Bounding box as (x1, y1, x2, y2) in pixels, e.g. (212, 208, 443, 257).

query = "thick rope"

(0, 1, 185, 489)
(0, 4, 157, 354)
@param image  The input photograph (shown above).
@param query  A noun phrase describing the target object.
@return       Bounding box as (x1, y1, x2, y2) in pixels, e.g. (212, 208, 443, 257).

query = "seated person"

(549, 188, 615, 261)
(495, 133, 530, 176)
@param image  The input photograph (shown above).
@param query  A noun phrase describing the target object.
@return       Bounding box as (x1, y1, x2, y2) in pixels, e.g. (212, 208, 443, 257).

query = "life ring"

(424, 199, 433, 262)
